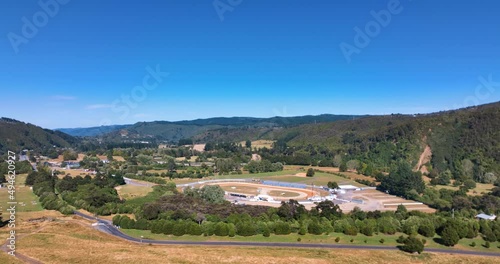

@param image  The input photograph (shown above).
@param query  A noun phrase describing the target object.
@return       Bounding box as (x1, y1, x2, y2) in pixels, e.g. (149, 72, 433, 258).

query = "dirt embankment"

(415, 145, 432, 174)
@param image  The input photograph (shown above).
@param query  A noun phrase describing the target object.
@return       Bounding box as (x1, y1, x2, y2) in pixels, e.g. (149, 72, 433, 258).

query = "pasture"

(0, 174, 43, 212)
(1, 211, 497, 264)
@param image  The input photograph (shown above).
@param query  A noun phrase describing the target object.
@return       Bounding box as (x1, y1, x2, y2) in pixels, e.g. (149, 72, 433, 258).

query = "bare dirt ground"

(212, 182, 317, 201)
(251, 154, 262, 161)
(415, 144, 432, 174)
(339, 189, 436, 213)
(193, 144, 206, 152)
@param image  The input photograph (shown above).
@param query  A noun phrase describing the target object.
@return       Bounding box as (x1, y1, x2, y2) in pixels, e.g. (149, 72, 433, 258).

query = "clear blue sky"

(1, 0, 499, 128)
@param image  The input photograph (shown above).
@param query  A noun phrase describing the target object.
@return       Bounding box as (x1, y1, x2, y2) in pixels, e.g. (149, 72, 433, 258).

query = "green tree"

(62, 150, 78, 161)
(400, 236, 424, 254)
(339, 162, 348, 172)
(245, 140, 252, 148)
(441, 226, 460, 246)
(380, 161, 425, 198)
(418, 220, 436, 238)
(199, 185, 226, 204)
(327, 181, 339, 189)
(306, 168, 315, 177)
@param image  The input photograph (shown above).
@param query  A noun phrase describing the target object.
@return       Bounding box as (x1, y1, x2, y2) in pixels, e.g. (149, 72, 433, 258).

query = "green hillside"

(276, 102, 500, 177)
(101, 115, 362, 142)
(0, 118, 76, 155)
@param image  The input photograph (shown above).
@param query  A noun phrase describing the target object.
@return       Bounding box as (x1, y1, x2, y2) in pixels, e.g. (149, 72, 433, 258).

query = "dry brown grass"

(56, 168, 91, 178)
(115, 184, 152, 200)
(1, 211, 498, 264)
(0, 251, 24, 264)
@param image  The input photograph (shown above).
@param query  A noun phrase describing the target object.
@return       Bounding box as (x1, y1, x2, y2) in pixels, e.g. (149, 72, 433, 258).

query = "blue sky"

(1, 0, 499, 129)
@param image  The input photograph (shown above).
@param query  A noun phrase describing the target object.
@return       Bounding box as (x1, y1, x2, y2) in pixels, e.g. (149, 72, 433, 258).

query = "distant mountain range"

(57, 115, 365, 140)
(57, 124, 132, 137)
(2, 102, 499, 177)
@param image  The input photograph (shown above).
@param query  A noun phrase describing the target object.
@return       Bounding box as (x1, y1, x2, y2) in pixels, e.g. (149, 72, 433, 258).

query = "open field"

(112, 156, 126, 162)
(122, 228, 500, 255)
(1, 211, 498, 264)
(423, 176, 495, 196)
(0, 251, 23, 264)
(340, 189, 435, 213)
(239, 140, 275, 150)
(219, 184, 261, 195)
(48, 153, 86, 163)
(0, 174, 43, 213)
(268, 190, 301, 198)
(170, 168, 363, 187)
(115, 184, 153, 200)
(284, 165, 377, 182)
(209, 182, 318, 201)
(55, 168, 91, 178)
(175, 156, 199, 162)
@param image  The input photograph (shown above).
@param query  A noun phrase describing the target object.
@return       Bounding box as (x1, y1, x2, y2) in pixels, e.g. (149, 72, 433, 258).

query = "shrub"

(297, 237, 302, 242)
(401, 236, 424, 254)
(308, 222, 323, 235)
(396, 235, 406, 244)
(418, 222, 436, 238)
(335, 237, 340, 243)
(274, 222, 291, 235)
(379, 238, 385, 244)
(262, 225, 271, 237)
(228, 223, 236, 237)
(470, 242, 476, 247)
(214, 222, 229, 236)
(484, 241, 490, 248)
(344, 225, 358, 236)
(298, 225, 307, 235)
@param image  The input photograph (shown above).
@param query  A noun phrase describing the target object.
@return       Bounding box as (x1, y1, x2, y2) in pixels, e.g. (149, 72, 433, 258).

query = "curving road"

(74, 211, 500, 258)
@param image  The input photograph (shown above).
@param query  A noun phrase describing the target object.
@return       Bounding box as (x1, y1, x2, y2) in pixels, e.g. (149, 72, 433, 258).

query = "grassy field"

(122, 228, 500, 254)
(268, 190, 301, 197)
(55, 168, 91, 178)
(170, 170, 363, 188)
(0, 211, 497, 264)
(239, 140, 275, 150)
(423, 177, 495, 196)
(219, 185, 261, 195)
(115, 184, 153, 200)
(175, 156, 199, 162)
(0, 251, 23, 264)
(0, 174, 43, 213)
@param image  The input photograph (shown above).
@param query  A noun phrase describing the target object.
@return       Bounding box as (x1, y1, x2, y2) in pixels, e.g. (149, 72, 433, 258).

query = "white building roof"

(476, 213, 497, 220)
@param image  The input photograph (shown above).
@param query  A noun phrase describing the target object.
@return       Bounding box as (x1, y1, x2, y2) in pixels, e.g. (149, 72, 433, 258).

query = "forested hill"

(57, 124, 132, 137)
(99, 114, 364, 142)
(273, 102, 499, 178)
(0, 118, 76, 155)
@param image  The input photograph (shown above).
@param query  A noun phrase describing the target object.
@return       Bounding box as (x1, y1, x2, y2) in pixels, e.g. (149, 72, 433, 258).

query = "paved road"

(123, 177, 154, 187)
(74, 211, 500, 258)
